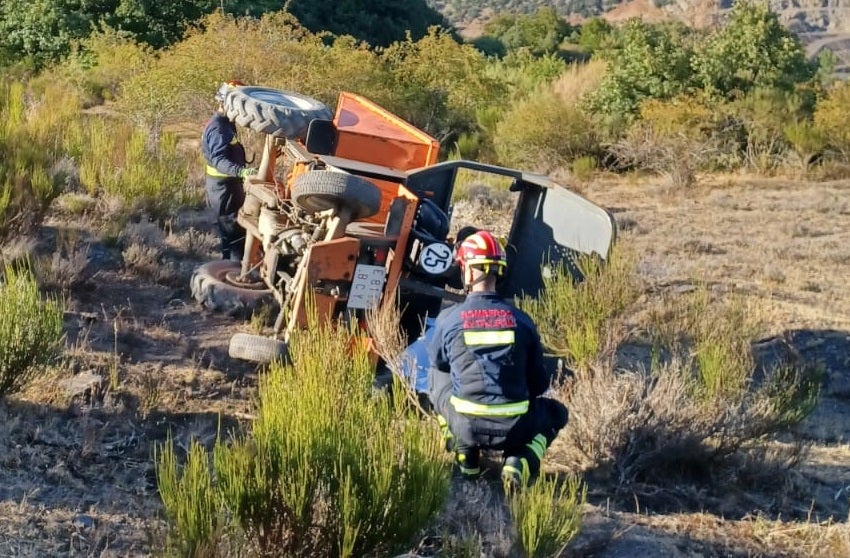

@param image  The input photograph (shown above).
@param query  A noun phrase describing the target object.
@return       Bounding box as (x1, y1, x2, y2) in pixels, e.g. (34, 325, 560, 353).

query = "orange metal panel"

(333, 92, 440, 171)
(380, 184, 419, 312)
(289, 237, 360, 332)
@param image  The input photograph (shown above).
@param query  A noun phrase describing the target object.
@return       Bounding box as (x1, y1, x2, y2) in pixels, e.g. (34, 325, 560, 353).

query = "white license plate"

(347, 264, 386, 310)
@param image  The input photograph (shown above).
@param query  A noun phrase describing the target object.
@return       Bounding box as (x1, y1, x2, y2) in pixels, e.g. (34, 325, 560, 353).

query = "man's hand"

(239, 167, 258, 179)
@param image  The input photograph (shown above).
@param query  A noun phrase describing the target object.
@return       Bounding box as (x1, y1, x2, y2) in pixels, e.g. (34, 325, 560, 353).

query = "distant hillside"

(429, 0, 850, 33)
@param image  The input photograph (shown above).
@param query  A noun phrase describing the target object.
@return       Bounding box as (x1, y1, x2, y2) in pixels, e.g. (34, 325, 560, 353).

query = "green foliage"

(0, 0, 216, 69)
(578, 17, 614, 54)
(649, 286, 821, 426)
(692, 1, 816, 99)
(77, 117, 197, 220)
(723, 87, 807, 172)
(783, 120, 827, 171)
(57, 28, 154, 104)
(571, 155, 597, 182)
(613, 96, 723, 186)
(493, 88, 600, 173)
(0, 262, 64, 398)
(585, 19, 695, 118)
(281, 0, 449, 48)
(481, 7, 574, 56)
(157, 436, 221, 558)
(518, 247, 639, 371)
(377, 27, 507, 142)
(814, 81, 850, 158)
(486, 49, 568, 97)
(508, 474, 585, 558)
(0, 79, 75, 241)
(554, 281, 820, 485)
(159, 320, 450, 556)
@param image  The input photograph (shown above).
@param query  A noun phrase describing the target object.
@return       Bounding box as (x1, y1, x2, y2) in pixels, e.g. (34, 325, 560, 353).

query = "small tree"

(693, 1, 816, 99)
(584, 19, 695, 119)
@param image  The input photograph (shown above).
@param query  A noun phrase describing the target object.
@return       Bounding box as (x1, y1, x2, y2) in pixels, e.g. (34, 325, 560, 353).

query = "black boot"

(455, 446, 481, 479)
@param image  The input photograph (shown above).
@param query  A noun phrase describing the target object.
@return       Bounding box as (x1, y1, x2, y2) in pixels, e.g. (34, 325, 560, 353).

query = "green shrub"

(571, 155, 597, 183)
(57, 28, 154, 105)
(509, 474, 585, 558)
(159, 318, 450, 556)
(723, 87, 806, 173)
(494, 88, 600, 173)
(519, 247, 639, 371)
(78, 118, 198, 220)
(157, 436, 221, 558)
(814, 80, 850, 160)
(0, 263, 64, 397)
(783, 120, 827, 172)
(651, 288, 759, 402)
(0, 80, 75, 241)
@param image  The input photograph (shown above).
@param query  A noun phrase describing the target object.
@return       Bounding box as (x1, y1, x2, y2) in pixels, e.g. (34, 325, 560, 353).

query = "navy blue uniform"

(201, 113, 248, 260)
(428, 292, 567, 459)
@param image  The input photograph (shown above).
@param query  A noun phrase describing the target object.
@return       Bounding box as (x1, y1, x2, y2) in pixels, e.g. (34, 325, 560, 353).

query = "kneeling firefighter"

(427, 230, 568, 488)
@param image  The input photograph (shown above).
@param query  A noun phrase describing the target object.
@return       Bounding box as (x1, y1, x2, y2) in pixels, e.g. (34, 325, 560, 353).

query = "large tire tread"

(292, 171, 382, 221)
(229, 333, 289, 364)
(224, 87, 332, 139)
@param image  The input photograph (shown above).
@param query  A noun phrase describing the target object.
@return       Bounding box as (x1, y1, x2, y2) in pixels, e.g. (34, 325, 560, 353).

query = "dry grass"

(552, 59, 608, 106)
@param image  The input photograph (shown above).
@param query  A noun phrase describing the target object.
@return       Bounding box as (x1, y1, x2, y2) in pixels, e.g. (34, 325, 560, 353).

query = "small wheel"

(229, 333, 289, 364)
(223, 87, 332, 139)
(291, 171, 382, 221)
(190, 261, 272, 316)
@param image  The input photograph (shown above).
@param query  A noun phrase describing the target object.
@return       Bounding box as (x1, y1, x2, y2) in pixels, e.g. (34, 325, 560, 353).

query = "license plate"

(347, 264, 386, 310)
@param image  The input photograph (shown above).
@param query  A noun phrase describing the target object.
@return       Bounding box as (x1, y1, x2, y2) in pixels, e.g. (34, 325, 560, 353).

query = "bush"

(78, 118, 198, 220)
(518, 247, 639, 372)
(722, 87, 807, 173)
(552, 285, 820, 488)
(158, 318, 450, 556)
(508, 474, 585, 558)
(0, 262, 65, 397)
(813, 80, 850, 160)
(0, 80, 76, 242)
(157, 437, 221, 558)
(494, 88, 600, 173)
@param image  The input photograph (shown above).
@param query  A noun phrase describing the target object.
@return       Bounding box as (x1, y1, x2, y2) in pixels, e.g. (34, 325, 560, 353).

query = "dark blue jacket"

(428, 292, 550, 410)
(201, 113, 247, 177)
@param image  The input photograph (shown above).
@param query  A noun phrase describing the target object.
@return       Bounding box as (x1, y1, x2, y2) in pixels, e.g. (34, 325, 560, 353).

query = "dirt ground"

(1, 173, 849, 557)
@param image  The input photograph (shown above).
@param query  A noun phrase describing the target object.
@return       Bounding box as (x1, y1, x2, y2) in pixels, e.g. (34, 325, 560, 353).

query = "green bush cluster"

(509, 474, 586, 558)
(519, 247, 639, 372)
(0, 262, 64, 397)
(0, 80, 74, 241)
(158, 320, 449, 556)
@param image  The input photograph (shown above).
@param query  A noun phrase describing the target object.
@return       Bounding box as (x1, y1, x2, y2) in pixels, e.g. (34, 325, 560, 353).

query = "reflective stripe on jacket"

(428, 292, 550, 416)
(201, 112, 247, 178)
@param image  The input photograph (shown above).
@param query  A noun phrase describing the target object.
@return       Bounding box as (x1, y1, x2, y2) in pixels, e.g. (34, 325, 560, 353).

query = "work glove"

(238, 167, 258, 179)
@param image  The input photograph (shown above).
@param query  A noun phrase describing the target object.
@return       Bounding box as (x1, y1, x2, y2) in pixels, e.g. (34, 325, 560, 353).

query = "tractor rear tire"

(224, 87, 332, 140)
(291, 171, 381, 221)
(229, 333, 289, 364)
(190, 261, 272, 317)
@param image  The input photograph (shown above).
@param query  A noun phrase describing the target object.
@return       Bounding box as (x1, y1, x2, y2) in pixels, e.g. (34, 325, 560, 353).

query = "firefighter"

(427, 230, 568, 488)
(201, 80, 257, 261)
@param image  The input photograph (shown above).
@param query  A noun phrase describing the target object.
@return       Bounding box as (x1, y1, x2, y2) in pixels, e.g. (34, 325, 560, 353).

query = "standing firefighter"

(201, 80, 257, 261)
(428, 230, 568, 489)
